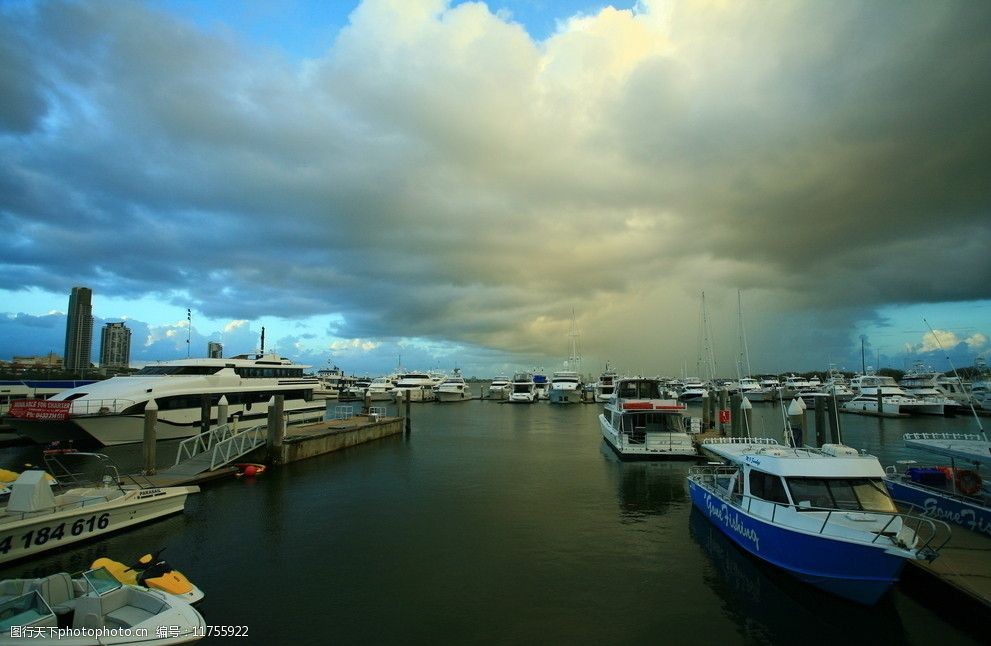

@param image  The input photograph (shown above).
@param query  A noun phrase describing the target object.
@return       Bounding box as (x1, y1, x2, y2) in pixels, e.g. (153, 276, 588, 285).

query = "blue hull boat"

(688, 480, 905, 604)
(884, 476, 991, 538)
(689, 438, 950, 605)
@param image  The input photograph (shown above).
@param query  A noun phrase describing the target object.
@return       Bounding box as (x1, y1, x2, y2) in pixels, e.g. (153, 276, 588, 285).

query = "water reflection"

(601, 446, 689, 520)
(689, 507, 917, 644)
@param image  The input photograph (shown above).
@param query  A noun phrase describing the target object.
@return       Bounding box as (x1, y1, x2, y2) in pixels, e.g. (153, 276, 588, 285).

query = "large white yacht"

(435, 369, 471, 402)
(600, 378, 698, 459)
(366, 376, 398, 401)
(5, 353, 324, 446)
(508, 372, 537, 404)
(899, 366, 970, 413)
(392, 371, 437, 402)
(843, 375, 943, 416)
(487, 376, 511, 400)
(594, 364, 618, 402)
(548, 370, 583, 404)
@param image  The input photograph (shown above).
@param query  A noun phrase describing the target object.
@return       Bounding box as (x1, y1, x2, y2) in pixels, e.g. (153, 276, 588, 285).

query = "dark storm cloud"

(0, 0, 988, 372)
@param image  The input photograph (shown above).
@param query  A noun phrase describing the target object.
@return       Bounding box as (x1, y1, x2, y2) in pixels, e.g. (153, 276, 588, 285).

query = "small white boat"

(0, 454, 199, 565)
(548, 371, 582, 405)
(747, 377, 781, 403)
(435, 370, 471, 402)
(600, 378, 699, 459)
(486, 376, 511, 400)
(0, 566, 205, 644)
(508, 372, 537, 404)
(689, 438, 950, 604)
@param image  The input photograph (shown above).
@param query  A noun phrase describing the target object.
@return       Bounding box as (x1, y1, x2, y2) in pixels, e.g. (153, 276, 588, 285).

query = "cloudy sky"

(1, 0, 989, 377)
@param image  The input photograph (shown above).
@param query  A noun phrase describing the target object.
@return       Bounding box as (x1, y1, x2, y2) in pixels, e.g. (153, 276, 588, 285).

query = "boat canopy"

(616, 379, 661, 400)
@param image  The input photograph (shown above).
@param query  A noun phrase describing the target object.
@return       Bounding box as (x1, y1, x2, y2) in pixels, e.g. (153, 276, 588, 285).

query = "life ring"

(955, 469, 982, 496)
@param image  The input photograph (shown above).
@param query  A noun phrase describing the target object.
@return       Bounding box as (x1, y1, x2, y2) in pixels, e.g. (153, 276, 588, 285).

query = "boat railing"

(903, 432, 985, 442)
(69, 399, 138, 416)
(174, 423, 238, 466)
(689, 466, 952, 559)
(702, 437, 780, 446)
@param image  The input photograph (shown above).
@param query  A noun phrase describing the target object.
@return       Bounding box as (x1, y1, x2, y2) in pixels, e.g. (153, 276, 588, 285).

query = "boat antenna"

(923, 318, 984, 436)
(260, 326, 265, 354)
(186, 308, 191, 358)
(860, 335, 866, 374)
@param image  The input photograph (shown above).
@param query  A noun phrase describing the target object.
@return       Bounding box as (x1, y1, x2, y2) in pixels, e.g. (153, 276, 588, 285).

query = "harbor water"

(0, 393, 985, 644)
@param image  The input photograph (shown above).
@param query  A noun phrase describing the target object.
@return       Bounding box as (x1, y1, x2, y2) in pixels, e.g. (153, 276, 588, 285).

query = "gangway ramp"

(160, 422, 268, 478)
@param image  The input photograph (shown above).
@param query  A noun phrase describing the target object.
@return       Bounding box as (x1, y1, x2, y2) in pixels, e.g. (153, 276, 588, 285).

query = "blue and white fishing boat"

(600, 378, 699, 459)
(688, 438, 950, 604)
(884, 432, 990, 538)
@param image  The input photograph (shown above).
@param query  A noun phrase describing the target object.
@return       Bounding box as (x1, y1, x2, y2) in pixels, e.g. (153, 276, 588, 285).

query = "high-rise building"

(207, 341, 223, 358)
(64, 286, 93, 372)
(100, 322, 131, 369)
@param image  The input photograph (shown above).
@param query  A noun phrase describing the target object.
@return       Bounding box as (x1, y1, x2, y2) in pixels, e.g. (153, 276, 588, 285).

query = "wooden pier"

(905, 523, 991, 609)
(273, 414, 403, 465)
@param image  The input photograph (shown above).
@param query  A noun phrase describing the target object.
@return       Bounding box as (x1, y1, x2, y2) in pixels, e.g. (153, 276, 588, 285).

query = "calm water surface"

(1, 395, 985, 644)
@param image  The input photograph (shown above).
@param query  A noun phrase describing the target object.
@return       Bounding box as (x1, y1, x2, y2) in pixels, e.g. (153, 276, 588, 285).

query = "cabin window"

(786, 478, 896, 512)
(748, 470, 789, 504)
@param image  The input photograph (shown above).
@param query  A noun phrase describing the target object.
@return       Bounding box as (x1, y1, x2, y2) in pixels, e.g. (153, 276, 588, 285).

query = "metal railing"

(173, 422, 267, 471)
(369, 406, 387, 417)
(334, 405, 354, 420)
(903, 432, 984, 442)
(688, 465, 952, 559)
(702, 437, 780, 446)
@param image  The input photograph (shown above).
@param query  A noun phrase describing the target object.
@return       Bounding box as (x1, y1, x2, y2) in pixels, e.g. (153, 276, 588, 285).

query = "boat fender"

(955, 470, 982, 496)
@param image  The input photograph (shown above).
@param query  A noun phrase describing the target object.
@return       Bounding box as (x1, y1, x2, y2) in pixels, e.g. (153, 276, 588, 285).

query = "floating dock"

(273, 414, 403, 465)
(905, 524, 991, 609)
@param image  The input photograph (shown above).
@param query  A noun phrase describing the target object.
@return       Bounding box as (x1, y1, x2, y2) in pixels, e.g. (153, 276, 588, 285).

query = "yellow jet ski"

(92, 548, 204, 603)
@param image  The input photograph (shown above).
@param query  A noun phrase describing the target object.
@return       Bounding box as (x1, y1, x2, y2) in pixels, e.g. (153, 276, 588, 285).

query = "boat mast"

(567, 309, 581, 373)
(737, 290, 752, 380)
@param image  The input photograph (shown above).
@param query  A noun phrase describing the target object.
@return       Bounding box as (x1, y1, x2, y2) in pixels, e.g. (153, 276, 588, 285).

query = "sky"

(1, 0, 989, 377)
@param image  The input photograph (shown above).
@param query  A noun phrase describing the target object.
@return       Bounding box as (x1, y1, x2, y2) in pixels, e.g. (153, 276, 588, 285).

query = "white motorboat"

(508, 372, 537, 404)
(0, 454, 198, 565)
(435, 370, 471, 402)
(313, 365, 346, 398)
(735, 377, 761, 396)
(532, 370, 549, 401)
(0, 566, 205, 643)
(899, 366, 970, 413)
(5, 354, 324, 447)
(365, 376, 398, 402)
(339, 378, 371, 402)
(843, 375, 943, 416)
(593, 364, 618, 403)
(776, 375, 814, 400)
(599, 378, 699, 459)
(678, 379, 708, 402)
(548, 371, 582, 405)
(486, 376, 511, 400)
(747, 377, 781, 403)
(690, 438, 949, 604)
(392, 372, 437, 402)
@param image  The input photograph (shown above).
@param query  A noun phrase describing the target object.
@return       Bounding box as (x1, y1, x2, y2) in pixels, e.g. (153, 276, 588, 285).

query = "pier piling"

(217, 395, 229, 428)
(828, 394, 841, 444)
(701, 391, 711, 430)
(718, 389, 728, 434)
(267, 395, 286, 464)
(730, 394, 741, 437)
(200, 395, 211, 433)
(788, 398, 804, 447)
(814, 396, 827, 446)
(404, 394, 412, 435)
(143, 399, 158, 475)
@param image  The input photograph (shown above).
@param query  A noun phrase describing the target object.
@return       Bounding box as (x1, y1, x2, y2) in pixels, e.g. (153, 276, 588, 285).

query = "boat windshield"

(617, 381, 660, 399)
(786, 478, 896, 512)
(82, 567, 123, 596)
(621, 412, 681, 433)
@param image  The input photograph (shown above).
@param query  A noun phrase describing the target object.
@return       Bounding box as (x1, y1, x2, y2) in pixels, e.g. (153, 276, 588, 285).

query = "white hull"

(0, 486, 197, 565)
(842, 397, 943, 416)
(599, 414, 697, 459)
(436, 389, 471, 402)
(487, 386, 510, 400)
(548, 388, 582, 404)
